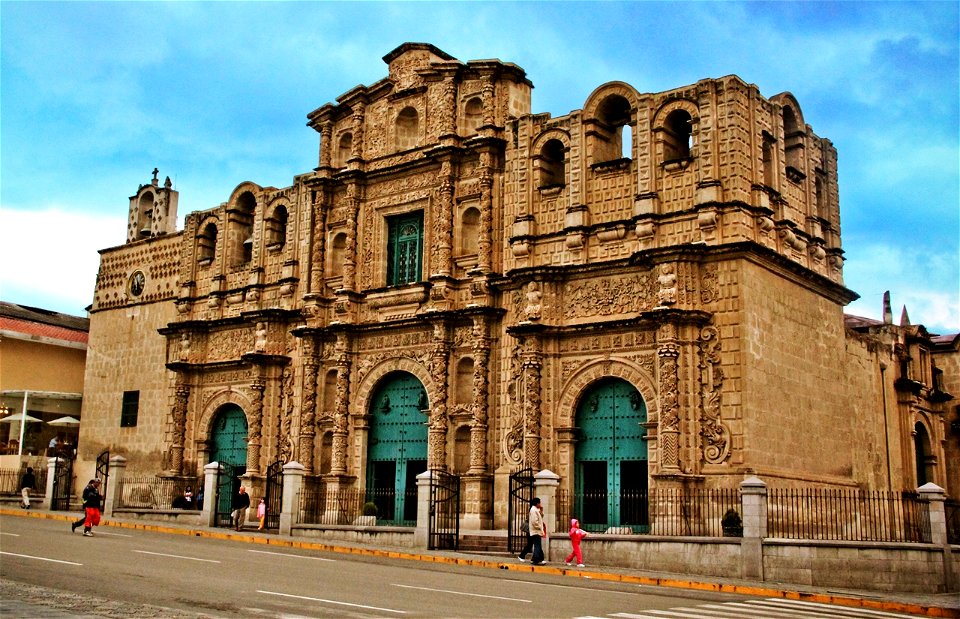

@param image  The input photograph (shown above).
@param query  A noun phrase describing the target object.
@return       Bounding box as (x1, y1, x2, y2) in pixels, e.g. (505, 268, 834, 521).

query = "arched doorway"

(210, 404, 248, 516)
(575, 377, 647, 531)
(367, 372, 428, 524)
(914, 422, 933, 487)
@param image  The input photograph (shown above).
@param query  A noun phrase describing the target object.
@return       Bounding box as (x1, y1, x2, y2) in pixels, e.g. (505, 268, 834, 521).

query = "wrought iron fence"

(0, 464, 48, 496)
(945, 498, 960, 545)
(115, 474, 200, 510)
(297, 483, 416, 527)
(556, 488, 741, 536)
(767, 489, 930, 543)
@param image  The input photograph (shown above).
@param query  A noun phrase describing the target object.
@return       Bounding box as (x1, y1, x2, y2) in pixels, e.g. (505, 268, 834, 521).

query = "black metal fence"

(556, 488, 741, 536)
(767, 489, 931, 543)
(115, 474, 200, 510)
(944, 498, 959, 545)
(297, 483, 417, 527)
(0, 463, 48, 496)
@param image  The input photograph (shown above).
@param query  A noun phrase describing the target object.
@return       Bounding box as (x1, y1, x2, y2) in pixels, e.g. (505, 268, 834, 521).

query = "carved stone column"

(428, 322, 450, 470)
(477, 151, 494, 273)
(469, 318, 490, 474)
(481, 78, 495, 128)
(319, 121, 332, 168)
(442, 80, 457, 137)
(432, 160, 454, 277)
(658, 339, 681, 473)
(309, 188, 328, 295)
(331, 333, 351, 475)
(169, 377, 189, 475)
(246, 377, 265, 475)
(699, 326, 729, 465)
(299, 338, 319, 474)
(521, 335, 543, 471)
(342, 182, 360, 292)
(349, 103, 364, 162)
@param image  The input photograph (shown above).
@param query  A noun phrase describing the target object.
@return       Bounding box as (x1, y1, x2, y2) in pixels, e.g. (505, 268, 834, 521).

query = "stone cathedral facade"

(78, 43, 957, 529)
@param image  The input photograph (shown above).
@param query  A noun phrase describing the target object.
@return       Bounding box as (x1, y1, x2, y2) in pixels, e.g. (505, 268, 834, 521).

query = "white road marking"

(501, 578, 635, 594)
(132, 549, 220, 563)
(94, 531, 132, 537)
(392, 583, 531, 602)
(247, 549, 335, 561)
(760, 598, 925, 618)
(258, 590, 407, 614)
(0, 551, 81, 566)
(0, 532, 20, 536)
(748, 599, 899, 618)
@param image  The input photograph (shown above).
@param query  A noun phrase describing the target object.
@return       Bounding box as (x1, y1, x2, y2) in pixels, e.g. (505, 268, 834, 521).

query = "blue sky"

(1, 1, 957, 334)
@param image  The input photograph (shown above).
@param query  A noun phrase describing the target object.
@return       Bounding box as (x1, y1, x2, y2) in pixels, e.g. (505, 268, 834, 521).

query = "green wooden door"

(367, 373, 428, 524)
(575, 378, 647, 530)
(210, 404, 248, 515)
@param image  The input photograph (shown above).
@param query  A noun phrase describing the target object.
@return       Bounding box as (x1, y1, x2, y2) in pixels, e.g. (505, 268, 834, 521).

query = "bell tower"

(126, 168, 179, 243)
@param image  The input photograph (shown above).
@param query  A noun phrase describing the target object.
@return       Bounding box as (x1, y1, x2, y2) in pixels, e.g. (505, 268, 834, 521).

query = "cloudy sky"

(1, 1, 957, 334)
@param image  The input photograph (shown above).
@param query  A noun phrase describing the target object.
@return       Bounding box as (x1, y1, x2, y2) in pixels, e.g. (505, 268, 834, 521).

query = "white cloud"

(0, 206, 125, 315)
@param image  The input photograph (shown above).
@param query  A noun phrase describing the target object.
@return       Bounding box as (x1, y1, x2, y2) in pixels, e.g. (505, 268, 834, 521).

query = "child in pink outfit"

(257, 498, 267, 531)
(565, 518, 588, 567)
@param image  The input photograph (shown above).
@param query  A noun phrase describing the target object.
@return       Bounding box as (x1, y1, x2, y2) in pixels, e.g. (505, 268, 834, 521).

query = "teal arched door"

(367, 373, 428, 524)
(575, 378, 647, 531)
(210, 404, 248, 515)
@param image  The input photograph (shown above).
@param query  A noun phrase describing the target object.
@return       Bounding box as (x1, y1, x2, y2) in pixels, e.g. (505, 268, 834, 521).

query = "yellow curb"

(2, 508, 956, 618)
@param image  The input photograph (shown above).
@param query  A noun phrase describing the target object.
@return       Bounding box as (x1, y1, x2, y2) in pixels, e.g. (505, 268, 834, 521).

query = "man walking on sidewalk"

(71, 479, 102, 536)
(232, 485, 250, 531)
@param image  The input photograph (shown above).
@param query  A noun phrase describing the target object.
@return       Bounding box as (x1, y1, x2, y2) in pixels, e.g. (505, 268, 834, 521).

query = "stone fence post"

(918, 482, 956, 592)
(279, 461, 305, 537)
(414, 470, 432, 548)
(740, 475, 767, 580)
(103, 455, 127, 517)
(534, 469, 560, 561)
(44, 456, 59, 511)
(201, 462, 220, 527)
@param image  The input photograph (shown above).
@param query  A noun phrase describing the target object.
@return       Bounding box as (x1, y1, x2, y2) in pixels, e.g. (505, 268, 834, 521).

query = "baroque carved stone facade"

(79, 43, 958, 529)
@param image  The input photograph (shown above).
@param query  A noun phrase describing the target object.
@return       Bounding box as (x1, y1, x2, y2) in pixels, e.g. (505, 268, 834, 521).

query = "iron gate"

(428, 469, 460, 550)
(96, 450, 109, 508)
(264, 459, 283, 530)
(51, 456, 74, 511)
(508, 467, 535, 553)
(214, 462, 236, 527)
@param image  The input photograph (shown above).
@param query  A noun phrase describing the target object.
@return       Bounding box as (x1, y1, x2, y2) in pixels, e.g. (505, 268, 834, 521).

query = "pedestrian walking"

(232, 485, 250, 531)
(564, 518, 588, 567)
(71, 479, 102, 537)
(257, 497, 266, 531)
(19, 467, 36, 509)
(517, 497, 546, 565)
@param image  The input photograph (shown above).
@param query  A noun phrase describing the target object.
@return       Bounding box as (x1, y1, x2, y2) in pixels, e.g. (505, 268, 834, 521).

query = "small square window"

(121, 391, 139, 427)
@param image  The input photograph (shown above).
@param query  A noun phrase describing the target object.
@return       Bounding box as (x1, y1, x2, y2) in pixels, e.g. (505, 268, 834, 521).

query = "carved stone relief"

(699, 326, 730, 464)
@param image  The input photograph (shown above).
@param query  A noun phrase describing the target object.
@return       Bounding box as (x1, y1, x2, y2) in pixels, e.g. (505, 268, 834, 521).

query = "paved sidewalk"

(3, 508, 958, 618)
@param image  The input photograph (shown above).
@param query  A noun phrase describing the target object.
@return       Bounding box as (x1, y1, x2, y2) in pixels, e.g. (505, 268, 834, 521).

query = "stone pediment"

(383, 42, 458, 91)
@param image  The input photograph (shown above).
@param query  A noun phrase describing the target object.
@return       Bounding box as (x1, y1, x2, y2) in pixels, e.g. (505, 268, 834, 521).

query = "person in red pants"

(564, 518, 588, 567)
(71, 479, 102, 536)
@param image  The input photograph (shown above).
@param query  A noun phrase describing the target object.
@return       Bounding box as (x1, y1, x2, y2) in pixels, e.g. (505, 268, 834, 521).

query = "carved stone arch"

(582, 81, 640, 120)
(196, 387, 254, 443)
(226, 181, 264, 208)
(769, 92, 806, 130)
(556, 357, 658, 428)
(530, 128, 572, 154)
(651, 98, 700, 129)
(264, 196, 291, 249)
(354, 357, 434, 418)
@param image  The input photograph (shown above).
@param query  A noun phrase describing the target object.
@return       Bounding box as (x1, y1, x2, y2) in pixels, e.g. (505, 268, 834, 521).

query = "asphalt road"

(0, 515, 929, 618)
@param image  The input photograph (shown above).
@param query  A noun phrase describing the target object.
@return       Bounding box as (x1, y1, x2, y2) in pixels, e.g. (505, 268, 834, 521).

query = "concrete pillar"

(740, 475, 767, 580)
(918, 482, 956, 592)
(534, 469, 560, 561)
(414, 470, 433, 548)
(44, 457, 59, 511)
(279, 461, 305, 537)
(201, 461, 221, 527)
(103, 455, 127, 517)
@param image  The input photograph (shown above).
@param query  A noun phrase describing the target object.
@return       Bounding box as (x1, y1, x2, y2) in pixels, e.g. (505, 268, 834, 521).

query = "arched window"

(459, 207, 480, 256)
(137, 193, 154, 239)
(463, 97, 483, 135)
(663, 109, 693, 162)
(229, 192, 256, 266)
(783, 106, 804, 176)
(762, 134, 776, 187)
(197, 222, 217, 265)
(329, 232, 346, 279)
(914, 422, 933, 487)
(592, 94, 632, 164)
(538, 139, 566, 188)
(337, 133, 353, 167)
(266, 205, 288, 249)
(396, 107, 419, 150)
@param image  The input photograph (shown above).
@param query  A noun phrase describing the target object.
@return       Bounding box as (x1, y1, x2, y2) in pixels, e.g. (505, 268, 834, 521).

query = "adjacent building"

(77, 43, 958, 529)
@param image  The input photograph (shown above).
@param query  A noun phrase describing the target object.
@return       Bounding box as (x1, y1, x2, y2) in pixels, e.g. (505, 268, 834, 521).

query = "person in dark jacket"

(71, 479, 102, 536)
(232, 485, 250, 531)
(20, 467, 36, 509)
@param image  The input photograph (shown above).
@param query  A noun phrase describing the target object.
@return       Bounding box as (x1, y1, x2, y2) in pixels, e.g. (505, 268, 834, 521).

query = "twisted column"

(331, 333, 352, 475)
(169, 377, 189, 475)
(469, 318, 491, 473)
(521, 335, 543, 470)
(428, 323, 450, 470)
(299, 338, 319, 474)
(246, 377, 265, 475)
